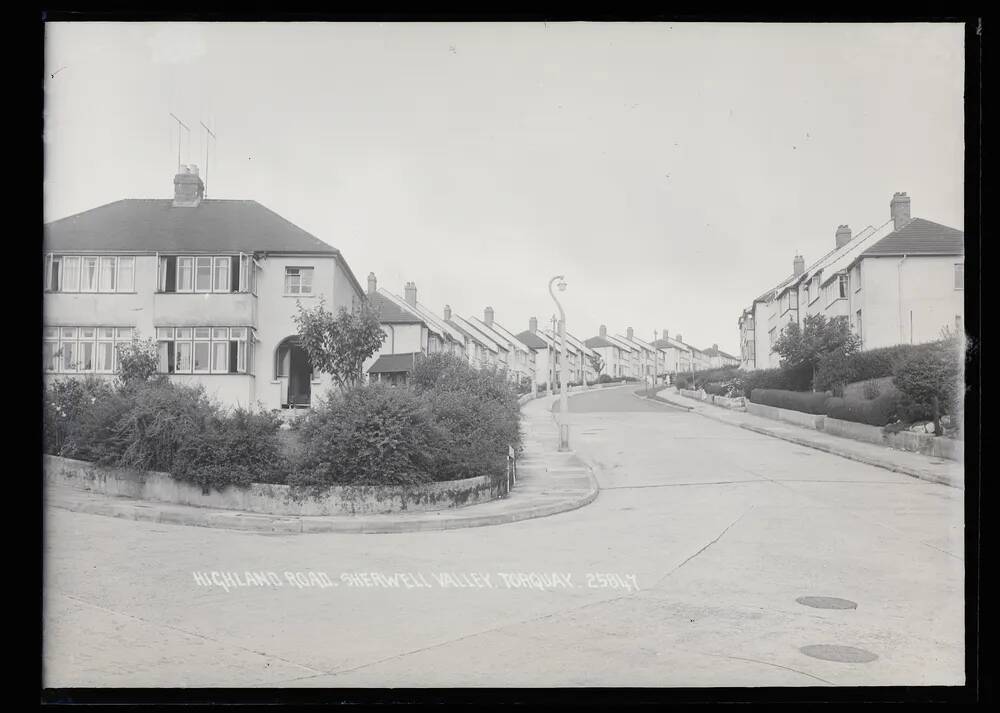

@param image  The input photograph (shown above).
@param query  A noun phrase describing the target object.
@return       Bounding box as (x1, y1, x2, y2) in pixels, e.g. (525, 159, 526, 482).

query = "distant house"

(445, 307, 501, 370)
(515, 317, 555, 388)
(738, 191, 964, 368)
(651, 330, 693, 379)
(703, 344, 740, 369)
(584, 325, 631, 379)
(469, 308, 535, 384)
(539, 324, 598, 385)
(364, 276, 465, 386)
(43, 164, 367, 410)
(621, 328, 660, 384)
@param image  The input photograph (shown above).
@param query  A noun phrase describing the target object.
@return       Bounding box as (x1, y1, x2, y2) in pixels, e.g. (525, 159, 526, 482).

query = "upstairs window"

(284, 267, 314, 295)
(46, 255, 135, 293)
(158, 254, 255, 294)
(838, 274, 848, 299)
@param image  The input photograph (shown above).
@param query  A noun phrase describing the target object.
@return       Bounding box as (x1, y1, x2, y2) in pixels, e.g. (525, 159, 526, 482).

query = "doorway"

(276, 337, 312, 408)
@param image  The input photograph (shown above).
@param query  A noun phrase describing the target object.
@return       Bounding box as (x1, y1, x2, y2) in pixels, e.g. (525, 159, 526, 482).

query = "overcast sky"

(44, 22, 964, 354)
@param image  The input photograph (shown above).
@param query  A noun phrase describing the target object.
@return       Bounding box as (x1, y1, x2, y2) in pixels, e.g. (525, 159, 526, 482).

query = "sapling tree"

(293, 298, 386, 390)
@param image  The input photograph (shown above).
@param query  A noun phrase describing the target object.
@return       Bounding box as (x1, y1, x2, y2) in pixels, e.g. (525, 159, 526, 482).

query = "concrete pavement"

(45, 393, 600, 534)
(43, 385, 964, 688)
(654, 388, 963, 489)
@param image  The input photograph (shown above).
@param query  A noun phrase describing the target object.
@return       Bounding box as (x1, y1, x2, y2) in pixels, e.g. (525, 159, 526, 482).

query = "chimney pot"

(599, 325, 607, 337)
(404, 282, 417, 306)
(367, 272, 377, 295)
(529, 317, 538, 333)
(484, 306, 494, 326)
(676, 334, 683, 343)
(793, 254, 805, 277)
(890, 191, 912, 231)
(627, 327, 634, 340)
(443, 304, 452, 321)
(835, 224, 852, 249)
(713, 343, 719, 350)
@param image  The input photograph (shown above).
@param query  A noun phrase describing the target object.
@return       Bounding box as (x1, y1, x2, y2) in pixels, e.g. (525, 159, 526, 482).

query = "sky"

(43, 22, 965, 355)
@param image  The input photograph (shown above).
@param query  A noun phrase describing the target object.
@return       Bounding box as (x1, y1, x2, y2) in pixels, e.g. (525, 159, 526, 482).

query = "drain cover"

(800, 644, 878, 663)
(796, 596, 858, 610)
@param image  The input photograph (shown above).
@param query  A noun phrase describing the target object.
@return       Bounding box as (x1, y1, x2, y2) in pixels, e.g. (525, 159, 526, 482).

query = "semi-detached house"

(43, 165, 366, 410)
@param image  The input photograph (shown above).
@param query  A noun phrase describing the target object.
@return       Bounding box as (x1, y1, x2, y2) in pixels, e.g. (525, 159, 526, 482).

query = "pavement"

(44, 385, 965, 688)
(651, 389, 964, 490)
(45, 392, 601, 535)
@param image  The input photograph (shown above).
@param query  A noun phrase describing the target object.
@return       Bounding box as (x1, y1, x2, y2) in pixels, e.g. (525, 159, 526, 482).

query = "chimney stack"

(367, 272, 377, 295)
(835, 225, 852, 249)
(663, 329, 669, 341)
(443, 304, 452, 321)
(676, 334, 683, 343)
(404, 281, 417, 306)
(484, 306, 494, 326)
(713, 343, 719, 351)
(890, 192, 912, 231)
(172, 164, 204, 207)
(599, 325, 607, 338)
(627, 327, 634, 340)
(529, 317, 538, 333)
(793, 254, 805, 277)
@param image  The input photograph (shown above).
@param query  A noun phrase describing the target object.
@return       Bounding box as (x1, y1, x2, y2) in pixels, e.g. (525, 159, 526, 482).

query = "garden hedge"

(749, 388, 832, 414)
(814, 340, 949, 392)
(824, 393, 901, 427)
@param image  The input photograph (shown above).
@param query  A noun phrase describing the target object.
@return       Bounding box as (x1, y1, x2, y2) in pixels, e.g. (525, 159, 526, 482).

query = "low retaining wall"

(747, 402, 825, 430)
(44, 455, 495, 516)
(679, 388, 705, 400)
(708, 394, 746, 410)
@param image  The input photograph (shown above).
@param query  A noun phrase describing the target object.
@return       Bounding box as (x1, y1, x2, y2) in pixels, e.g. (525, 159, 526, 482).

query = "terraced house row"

(43, 164, 737, 408)
(738, 192, 965, 370)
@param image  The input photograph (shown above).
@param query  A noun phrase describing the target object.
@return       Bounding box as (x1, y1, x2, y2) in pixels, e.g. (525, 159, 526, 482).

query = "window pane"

(212, 341, 228, 372)
(62, 256, 80, 291)
(230, 327, 246, 340)
(117, 257, 134, 292)
(176, 327, 192, 339)
(194, 327, 211, 339)
(156, 328, 174, 340)
(176, 342, 192, 371)
(116, 328, 132, 340)
(43, 342, 57, 371)
(82, 257, 99, 292)
(80, 327, 96, 339)
(97, 342, 114, 372)
(99, 327, 115, 339)
(61, 327, 77, 339)
(212, 328, 229, 340)
(62, 342, 77, 371)
(99, 257, 116, 292)
(300, 268, 313, 293)
(284, 269, 298, 294)
(177, 258, 193, 291)
(43, 327, 58, 339)
(238, 340, 246, 373)
(48, 257, 61, 292)
(213, 257, 230, 291)
(193, 342, 210, 372)
(80, 342, 94, 371)
(195, 257, 213, 291)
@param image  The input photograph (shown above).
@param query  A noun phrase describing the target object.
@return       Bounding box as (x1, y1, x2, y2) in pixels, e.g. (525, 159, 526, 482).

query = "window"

(838, 274, 848, 299)
(213, 257, 231, 292)
(43, 325, 133, 373)
(955, 263, 964, 290)
(177, 257, 194, 291)
(284, 267, 314, 295)
(158, 255, 246, 293)
(156, 326, 255, 375)
(45, 254, 136, 293)
(195, 257, 213, 292)
(856, 310, 863, 343)
(768, 328, 776, 347)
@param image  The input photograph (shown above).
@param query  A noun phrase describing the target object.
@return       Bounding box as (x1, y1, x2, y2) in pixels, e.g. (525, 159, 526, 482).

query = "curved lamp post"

(548, 275, 569, 451)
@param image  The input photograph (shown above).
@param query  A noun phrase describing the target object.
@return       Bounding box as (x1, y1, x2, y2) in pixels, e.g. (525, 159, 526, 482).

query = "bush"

(730, 365, 813, 399)
(814, 340, 949, 392)
(598, 374, 614, 384)
(750, 388, 832, 414)
(825, 392, 902, 427)
(862, 379, 882, 400)
(292, 386, 445, 487)
(702, 382, 727, 396)
(43, 376, 131, 463)
(892, 339, 963, 435)
(115, 335, 159, 388)
(173, 408, 288, 490)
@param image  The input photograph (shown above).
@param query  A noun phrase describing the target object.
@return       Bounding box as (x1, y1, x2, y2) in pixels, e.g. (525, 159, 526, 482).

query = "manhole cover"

(799, 644, 878, 663)
(796, 596, 858, 610)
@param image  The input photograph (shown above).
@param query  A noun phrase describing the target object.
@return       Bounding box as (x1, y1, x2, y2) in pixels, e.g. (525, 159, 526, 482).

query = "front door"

(287, 345, 312, 407)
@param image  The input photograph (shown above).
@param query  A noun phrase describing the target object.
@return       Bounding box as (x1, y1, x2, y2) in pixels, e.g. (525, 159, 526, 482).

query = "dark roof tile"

(862, 218, 964, 257)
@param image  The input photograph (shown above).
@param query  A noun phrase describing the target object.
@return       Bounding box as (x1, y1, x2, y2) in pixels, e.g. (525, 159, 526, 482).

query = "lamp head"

(557, 278, 567, 292)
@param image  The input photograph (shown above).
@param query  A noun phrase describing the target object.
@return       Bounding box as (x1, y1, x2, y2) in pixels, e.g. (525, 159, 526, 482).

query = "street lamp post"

(548, 275, 569, 451)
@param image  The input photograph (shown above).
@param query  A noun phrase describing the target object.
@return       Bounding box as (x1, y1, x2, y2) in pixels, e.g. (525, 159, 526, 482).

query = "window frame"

(155, 326, 256, 376)
(284, 266, 315, 296)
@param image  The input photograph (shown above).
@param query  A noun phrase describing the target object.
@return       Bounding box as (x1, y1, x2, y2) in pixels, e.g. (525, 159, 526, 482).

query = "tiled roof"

(584, 336, 616, 349)
(368, 352, 420, 374)
(449, 315, 501, 352)
(44, 199, 339, 255)
(704, 346, 739, 360)
(861, 218, 964, 257)
(370, 291, 424, 324)
(514, 331, 550, 349)
(485, 320, 533, 353)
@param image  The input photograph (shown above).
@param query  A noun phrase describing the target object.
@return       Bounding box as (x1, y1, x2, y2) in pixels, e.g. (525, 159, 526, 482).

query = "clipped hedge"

(825, 392, 901, 427)
(749, 388, 832, 414)
(733, 365, 813, 399)
(814, 340, 949, 392)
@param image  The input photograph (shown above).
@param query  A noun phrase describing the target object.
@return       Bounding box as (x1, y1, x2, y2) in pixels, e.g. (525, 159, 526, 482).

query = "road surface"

(43, 386, 964, 687)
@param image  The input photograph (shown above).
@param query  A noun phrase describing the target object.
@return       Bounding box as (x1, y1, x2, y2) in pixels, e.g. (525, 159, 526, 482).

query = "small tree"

(115, 334, 159, 388)
(773, 314, 861, 388)
(589, 352, 605, 378)
(293, 298, 386, 390)
(892, 338, 963, 436)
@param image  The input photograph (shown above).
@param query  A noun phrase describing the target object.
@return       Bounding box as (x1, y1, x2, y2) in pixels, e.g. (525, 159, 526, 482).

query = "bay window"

(157, 253, 256, 294)
(45, 254, 136, 293)
(43, 325, 133, 373)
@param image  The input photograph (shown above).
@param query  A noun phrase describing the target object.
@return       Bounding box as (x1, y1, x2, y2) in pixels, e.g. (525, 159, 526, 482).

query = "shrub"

(732, 365, 813, 399)
(43, 376, 131, 463)
(862, 379, 882, 400)
(173, 408, 288, 491)
(115, 335, 159, 388)
(825, 392, 901, 427)
(598, 374, 614, 384)
(749, 388, 832, 414)
(113, 380, 217, 474)
(702, 382, 727, 396)
(291, 386, 445, 487)
(814, 340, 949, 392)
(892, 339, 963, 435)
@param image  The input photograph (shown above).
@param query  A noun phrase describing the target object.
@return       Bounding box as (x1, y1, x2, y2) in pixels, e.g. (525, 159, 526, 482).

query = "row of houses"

(739, 192, 965, 370)
(43, 164, 737, 410)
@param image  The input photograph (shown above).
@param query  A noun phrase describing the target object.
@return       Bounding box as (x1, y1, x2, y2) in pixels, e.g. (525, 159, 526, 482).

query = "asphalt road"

(43, 386, 964, 688)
